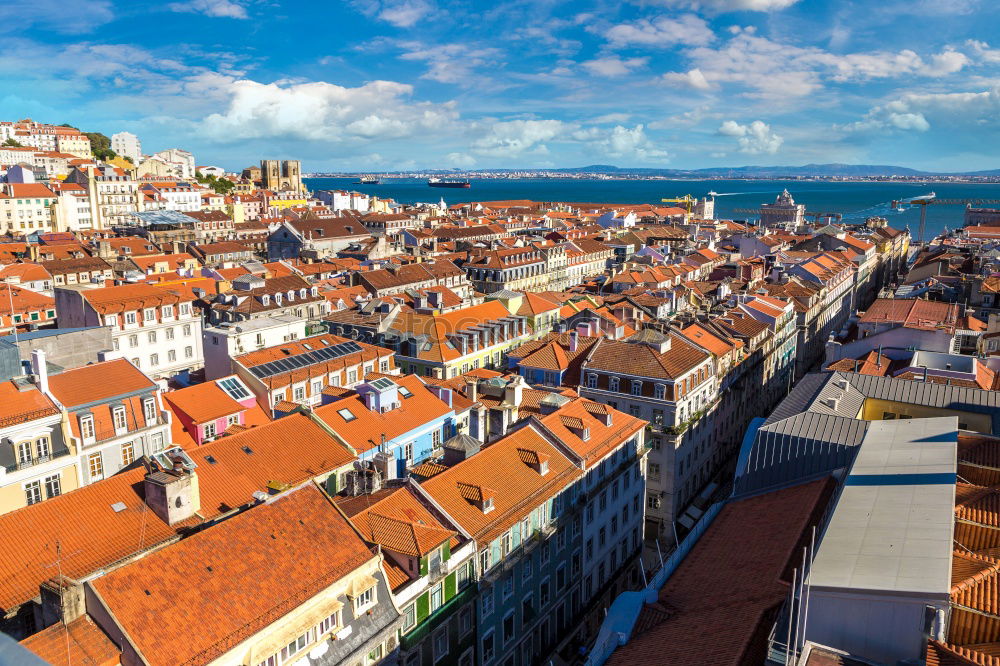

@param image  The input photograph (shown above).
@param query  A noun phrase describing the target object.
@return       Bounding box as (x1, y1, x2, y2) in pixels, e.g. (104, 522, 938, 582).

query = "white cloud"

(966, 40, 1000, 63)
(378, 0, 432, 27)
(661, 68, 711, 90)
(201, 78, 459, 142)
(471, 119, 566, 157)
(667, 30, 970, 99)
(644, 0, 799, 11)
(601, 124, 670, 161)
(717, 119, 783, 153)
(581, 56, 649, 77)
(0, 0, 114, 33)
(445, 152, 477, 168)
(167, 0, 248, 19)
(397, 42, 505, 85)
(603, 14, 714, 49)
(843, 87, 1000, 134)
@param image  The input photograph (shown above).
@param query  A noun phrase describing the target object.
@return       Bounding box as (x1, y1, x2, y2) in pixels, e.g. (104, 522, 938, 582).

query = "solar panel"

(217, 377, 252, 401)
(250, 366, 268, 378)
(369, 377, 395, 390)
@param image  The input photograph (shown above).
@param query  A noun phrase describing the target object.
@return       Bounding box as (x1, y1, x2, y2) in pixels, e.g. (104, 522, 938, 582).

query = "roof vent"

(111, 502, 127, 513)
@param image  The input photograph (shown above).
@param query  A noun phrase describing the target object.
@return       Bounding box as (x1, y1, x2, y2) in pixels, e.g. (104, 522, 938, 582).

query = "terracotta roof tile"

(0, 380, 59, 427)
(91, 484, 374, 666)
(20, 615, 119, 666)
(47, 359, 154, 408)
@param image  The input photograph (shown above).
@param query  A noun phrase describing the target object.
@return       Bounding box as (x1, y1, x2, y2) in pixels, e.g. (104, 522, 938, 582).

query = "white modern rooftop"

(807, 416, 956, 597)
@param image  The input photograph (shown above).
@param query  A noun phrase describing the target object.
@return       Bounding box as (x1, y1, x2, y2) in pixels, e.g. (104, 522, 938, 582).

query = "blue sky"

(3, 0, 1000, 172)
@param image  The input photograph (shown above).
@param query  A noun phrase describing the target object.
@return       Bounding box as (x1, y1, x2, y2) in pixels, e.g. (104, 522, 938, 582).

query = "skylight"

(398, 386, 413, 398)
(338, 408, 356, 422)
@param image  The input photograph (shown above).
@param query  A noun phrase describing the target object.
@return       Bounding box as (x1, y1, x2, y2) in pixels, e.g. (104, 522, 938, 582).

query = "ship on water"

(356, 175, 381, 185)
(428, 177, 470, 189)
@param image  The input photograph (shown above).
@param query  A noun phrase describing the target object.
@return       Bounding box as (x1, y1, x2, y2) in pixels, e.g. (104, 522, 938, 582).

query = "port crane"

(890, 194, 1000, 244)
(661, 195, 697, 215)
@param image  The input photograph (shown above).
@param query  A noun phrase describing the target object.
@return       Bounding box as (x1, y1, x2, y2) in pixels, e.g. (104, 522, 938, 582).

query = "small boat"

(428, 178, 471, 188)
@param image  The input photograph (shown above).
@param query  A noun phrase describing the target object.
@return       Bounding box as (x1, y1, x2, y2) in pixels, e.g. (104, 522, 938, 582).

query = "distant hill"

(553, 163, 933, 177)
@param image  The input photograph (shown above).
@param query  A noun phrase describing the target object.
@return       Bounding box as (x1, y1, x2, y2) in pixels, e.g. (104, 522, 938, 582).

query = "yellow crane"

(661, 195, 696, 215)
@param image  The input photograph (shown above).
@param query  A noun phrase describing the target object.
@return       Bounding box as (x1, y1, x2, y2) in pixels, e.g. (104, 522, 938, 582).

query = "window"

(403, 604, 416, 631)
(149, 353, 159, 367)
(631, 380, 642, 396)
(105, 314, 117, 327)
(482, 631, 496, 663)
(433, 626, 449, 663)
(184, 346, 193, 358)
(609, 377, 620, 392)
(113, 406, 127, 432)
(431, 583, 443, 611)
(144, 308, 156, 321)
(24, 481, 42, 506)
(17, 442, 31, 466)
(459, 604, 473, 637)
(121, 441, 135, 466)
(144, 398, 157, 423)
(204, 422, 217, 439)
(522, 554, 532, 581)
(502, 611, 516, 645)
(337, 408, 356, 422)
(587, 373, 597, 389)
(180, 303, 190, 316)
(227, 413, 239, 427)
(44, 474, 61, 499)
(480, 548, 491, 573)
(168, 349, 176, 363)
(165, 327, 175, 340)
(481, 586, 495, 618)
(540, 578, 550, 606)
(88, 452, 104, 480)
(354, 585, 376, 612)
(183, 324, 192, 336)
(457, 560, 471, 589)
(147, 331, 157, 344)
(647, 494, 661, 510)
(654, 384, 666, 399)
(293, 386, 305, 401)
(150, 432, 164, 453)
(502, 574, 513, 599)
(125, 311, 137, 325)
(162, 305, 173, 319)
(556, 564, 566, 590)
(128, 334, 138, 348)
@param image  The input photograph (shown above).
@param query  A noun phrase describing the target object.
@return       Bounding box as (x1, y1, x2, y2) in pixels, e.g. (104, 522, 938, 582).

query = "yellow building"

(0, 382, 79, 516)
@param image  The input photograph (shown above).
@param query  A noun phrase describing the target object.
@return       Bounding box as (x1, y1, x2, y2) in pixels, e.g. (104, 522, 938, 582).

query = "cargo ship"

(428, 178, 470, 188)
(356, 175, 381, 185)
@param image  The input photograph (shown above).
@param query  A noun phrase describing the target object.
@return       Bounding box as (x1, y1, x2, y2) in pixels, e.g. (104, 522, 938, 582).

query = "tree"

(2, 138, 22, 147)
(83, 132, 117, 161)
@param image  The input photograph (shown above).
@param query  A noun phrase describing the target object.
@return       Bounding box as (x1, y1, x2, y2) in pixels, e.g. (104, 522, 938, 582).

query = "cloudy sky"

(5, 0, 1000, 171)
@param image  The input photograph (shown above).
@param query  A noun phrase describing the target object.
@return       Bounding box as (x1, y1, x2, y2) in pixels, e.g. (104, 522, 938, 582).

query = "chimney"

(39, 576, 85, 627)
(570, 330, 579, 352)
(144, 460, 201, 526)
(31, 349, 48, 396)
(465, 377, 478, 403)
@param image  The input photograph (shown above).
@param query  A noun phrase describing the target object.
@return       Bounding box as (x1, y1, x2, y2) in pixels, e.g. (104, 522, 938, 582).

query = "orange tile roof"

(537, 398, 646, 465)
(0, 412, 355, 612)
(20, 615, 120, 666)
(79, 283, 195, 315)
(91, 484, 374, 666)
(860, 298, 959, 333)
(338, 484, 457, 557)
(422, 426, 581, 543)
(47, 359, 154, 408)
(313, 375, 452, 453)
(162, 378, 245, 424)
(679, 323, 738, 358)
(0, 380, 59, 427)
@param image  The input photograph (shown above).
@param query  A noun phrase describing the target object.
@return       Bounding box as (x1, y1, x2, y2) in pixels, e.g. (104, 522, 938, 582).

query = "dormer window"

(631, 380, 642, 396)
(483, 497, 494, 513)
(587, 374, 597, 389)
(654, 384, 666, 400)
(275, 293, 282, 305)
(144, 308, 156, 321)
(261, 294, 270, 306)
(287, 290, 295, 301)
(125, 311, 137, 325)
(609, 377, 620, 392)
(300, 288, 307, 299)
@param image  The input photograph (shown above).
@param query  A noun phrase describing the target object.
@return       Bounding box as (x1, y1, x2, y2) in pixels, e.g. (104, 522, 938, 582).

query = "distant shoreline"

(305, 174, 1000, 185)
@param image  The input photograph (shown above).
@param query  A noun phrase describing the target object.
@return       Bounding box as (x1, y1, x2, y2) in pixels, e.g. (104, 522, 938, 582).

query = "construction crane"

(661, 195, 696, 215)
(890, 194, 1000, 244)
